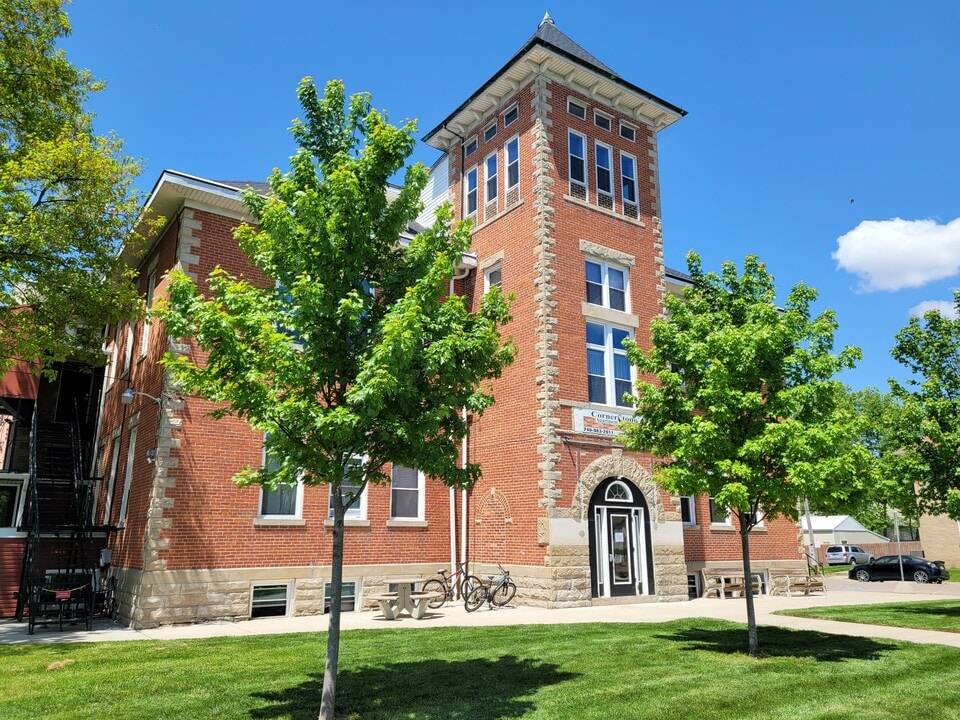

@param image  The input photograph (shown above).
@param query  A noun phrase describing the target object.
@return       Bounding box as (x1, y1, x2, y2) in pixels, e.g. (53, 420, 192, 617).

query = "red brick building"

(83, 15, 802, 627)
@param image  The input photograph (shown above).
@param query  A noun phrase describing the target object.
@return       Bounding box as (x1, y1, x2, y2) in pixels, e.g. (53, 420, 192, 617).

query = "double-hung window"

(390, 465, 423, 520)
(568, 131, 587, 200)
(259, 435, 302, 518)
(595, 141, 613, 210)
(484, 152, 498, 220)
(118, 417, 138, 525)
(484, 263, 502, 293)
(140, 257, 158, 358)
(330, 456, 366, 520)
(620, 153, 638, 219)
(585, 260, 627, 312)
(463, 167, 477, 217)
(586, 322, 632, 407)
(465, 167, 478, 218)
(505, 137, 519, 206)
(709, 497, 732, 525)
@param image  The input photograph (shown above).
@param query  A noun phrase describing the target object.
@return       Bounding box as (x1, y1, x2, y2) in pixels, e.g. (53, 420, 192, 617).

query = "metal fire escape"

(15, 403, 101, 633)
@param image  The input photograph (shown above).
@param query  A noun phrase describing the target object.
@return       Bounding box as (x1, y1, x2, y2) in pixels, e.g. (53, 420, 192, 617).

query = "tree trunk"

(319, 496, 345, 720)
(738, 516, 760, 657)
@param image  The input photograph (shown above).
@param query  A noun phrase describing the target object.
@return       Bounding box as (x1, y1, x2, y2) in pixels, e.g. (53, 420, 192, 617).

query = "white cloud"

(833, 217, 960, 291)
(909, 299, 959, 319)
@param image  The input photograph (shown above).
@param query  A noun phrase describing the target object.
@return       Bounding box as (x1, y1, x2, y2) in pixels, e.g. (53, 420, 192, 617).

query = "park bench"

(768, 567, 826, 596)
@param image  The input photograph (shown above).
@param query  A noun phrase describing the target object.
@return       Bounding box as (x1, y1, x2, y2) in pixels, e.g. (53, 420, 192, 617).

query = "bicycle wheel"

(421, 579, 448, 609)
(458, 574, 484, 600)
(464, 586, 487, 612)
(491, 580, 516, 606)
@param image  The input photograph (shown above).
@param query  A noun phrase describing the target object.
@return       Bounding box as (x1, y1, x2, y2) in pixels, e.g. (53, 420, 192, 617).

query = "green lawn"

(777, 599, 960, 633)
(3, 620, 960, 719)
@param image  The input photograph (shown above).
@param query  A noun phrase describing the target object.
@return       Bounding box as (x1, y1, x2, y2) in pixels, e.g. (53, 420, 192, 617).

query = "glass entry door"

(593, 505, 647, 597)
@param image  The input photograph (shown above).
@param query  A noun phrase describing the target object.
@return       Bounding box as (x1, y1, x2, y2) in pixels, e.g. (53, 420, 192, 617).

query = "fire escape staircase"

(14, 405, 108, 633)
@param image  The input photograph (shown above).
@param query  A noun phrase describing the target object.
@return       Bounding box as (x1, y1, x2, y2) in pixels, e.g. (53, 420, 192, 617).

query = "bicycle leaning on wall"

(420, 562, 483, 609)
(464, 564, 517, 612)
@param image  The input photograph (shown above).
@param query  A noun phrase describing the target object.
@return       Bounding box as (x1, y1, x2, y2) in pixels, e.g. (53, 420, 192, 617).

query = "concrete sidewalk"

(4, 576, 960, 648)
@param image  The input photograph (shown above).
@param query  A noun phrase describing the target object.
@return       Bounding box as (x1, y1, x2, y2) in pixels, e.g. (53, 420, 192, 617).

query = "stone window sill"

(254, 517, 306, 527)
(386, 520, 428, 528)
(324, 519, 371, 528)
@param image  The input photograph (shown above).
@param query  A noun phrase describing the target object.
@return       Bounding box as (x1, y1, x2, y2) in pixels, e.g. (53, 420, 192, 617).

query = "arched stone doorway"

(587, 476, 655, 598)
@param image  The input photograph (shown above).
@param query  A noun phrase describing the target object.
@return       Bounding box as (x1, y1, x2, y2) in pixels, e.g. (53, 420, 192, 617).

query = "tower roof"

(424, 16, 686, 150)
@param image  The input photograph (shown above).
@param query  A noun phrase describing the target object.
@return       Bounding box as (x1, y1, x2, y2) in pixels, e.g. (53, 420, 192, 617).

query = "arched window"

(605, 480, 633, 503)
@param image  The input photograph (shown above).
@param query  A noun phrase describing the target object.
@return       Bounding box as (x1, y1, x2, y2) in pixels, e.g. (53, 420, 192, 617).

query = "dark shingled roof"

(531, 13, 616, 76)
(217, 180, 272, 195)
(424, 14, 684, 145)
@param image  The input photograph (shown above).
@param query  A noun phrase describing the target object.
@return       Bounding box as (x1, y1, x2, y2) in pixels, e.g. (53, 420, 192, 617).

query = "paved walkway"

(4, 575, 960, 647)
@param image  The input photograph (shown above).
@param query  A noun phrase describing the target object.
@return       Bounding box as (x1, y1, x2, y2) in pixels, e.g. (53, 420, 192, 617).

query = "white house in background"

(803, 515, 891, 546)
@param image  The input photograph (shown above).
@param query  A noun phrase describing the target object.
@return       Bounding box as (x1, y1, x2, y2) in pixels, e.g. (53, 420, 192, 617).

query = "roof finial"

(539, 11, 554, 28)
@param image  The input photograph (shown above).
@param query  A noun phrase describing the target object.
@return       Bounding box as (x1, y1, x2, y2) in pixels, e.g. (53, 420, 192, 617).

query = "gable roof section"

(424, 14, 686, 151)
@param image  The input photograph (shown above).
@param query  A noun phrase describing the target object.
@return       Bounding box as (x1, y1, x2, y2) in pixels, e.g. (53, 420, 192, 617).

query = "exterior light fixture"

(121, 388, 162, 405)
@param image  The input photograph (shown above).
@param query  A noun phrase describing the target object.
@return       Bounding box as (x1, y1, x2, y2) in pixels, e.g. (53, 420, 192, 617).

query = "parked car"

(848, 555, 950, 584)
(825, 545, 875, 566)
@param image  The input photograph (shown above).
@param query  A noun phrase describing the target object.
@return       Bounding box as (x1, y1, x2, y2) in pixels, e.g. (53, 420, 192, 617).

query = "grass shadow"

(249, 655, 578, 720)
(897, 603, 960, 621)
(656, 624, 900, 661)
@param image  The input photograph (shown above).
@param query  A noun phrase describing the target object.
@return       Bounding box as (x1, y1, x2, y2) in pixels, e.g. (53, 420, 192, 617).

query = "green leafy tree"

(155, 79, 513, 720)
(0, 0, 145, 376)
(623, 252, 867, 656)
(890, 290, 960, 520)
(820, 387, 918, 534)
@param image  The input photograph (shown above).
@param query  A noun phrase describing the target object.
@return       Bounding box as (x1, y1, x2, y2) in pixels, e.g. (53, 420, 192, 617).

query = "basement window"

(324, 581, 357, 613)
(250, 582, 291, 618)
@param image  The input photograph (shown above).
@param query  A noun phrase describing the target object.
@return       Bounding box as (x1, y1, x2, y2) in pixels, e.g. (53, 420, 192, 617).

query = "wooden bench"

(768, 567, 826, 596)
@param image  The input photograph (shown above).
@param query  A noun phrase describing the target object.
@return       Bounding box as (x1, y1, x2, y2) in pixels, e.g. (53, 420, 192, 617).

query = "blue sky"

(60, 1, 959, 391)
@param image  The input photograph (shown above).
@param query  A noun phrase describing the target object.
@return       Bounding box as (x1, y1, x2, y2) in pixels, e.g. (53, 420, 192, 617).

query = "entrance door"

(608, 509, 637, 595)
(588, 477, 653, 598)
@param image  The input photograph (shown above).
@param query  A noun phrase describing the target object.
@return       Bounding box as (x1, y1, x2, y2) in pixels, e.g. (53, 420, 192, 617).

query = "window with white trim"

(505, 136, 519, 206)
(121, 322, 134, 375)
(619, 122, 636, 142)
(595, 141, 613, 210)
(620, 152, 638, 219)
(102, 428, 121, 524)
(465, 137, 477, 156)
(503, 103, 518, 127)
(390, 465, 423, 520)
(483, 121, 497, 142)
(464, 167, 478, 218)
(567, 99, 586, 119)
(484, 263, 502, 293)
(0, 482, 22, 527)
(251, 582, 291, 618)
(329, 456, 366, 520)
(585, 259, 628, 312)
(594, 110, 612, 131)
(140, 258, 158, 358)
(605, 480, 633, 502)
(568, 131, 586, 200)
(484, 152, 498, 220)
(118, 418, 138, 525)
(259, 435, 302, 518)
(709, 497, 732, 525)
(680, 496, 696, 525)
(324, 580, 357, 613)
(586, 322, 632, 407)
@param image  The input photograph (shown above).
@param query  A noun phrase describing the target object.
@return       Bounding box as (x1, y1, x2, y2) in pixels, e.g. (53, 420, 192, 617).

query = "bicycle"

(464, 564, 517, 612)
(420, 562, 483, 609)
